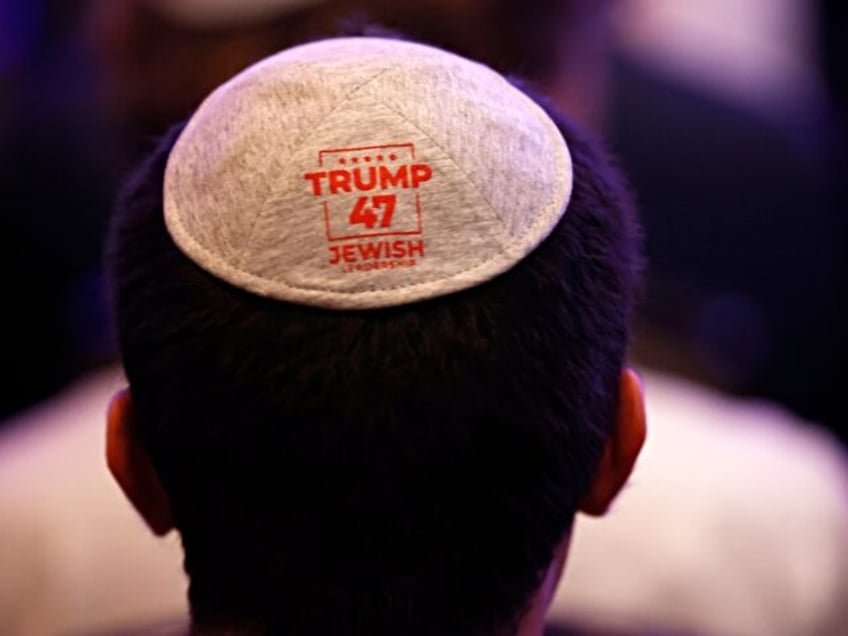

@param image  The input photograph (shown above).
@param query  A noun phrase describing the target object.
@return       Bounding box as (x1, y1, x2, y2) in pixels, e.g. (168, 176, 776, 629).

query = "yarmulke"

(144, 0, 324, 28)
(164, 37, 573, 310)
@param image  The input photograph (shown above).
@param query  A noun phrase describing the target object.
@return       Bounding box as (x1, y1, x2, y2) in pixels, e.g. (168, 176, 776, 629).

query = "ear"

(579, 368, 647, 516)
(106, 388, 175, 535)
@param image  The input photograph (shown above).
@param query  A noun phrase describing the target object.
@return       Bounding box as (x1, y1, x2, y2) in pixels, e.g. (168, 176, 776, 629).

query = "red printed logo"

(303, 143, 430, 272)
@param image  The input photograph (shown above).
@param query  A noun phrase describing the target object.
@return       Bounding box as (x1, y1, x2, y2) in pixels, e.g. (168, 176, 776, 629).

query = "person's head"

(105, 37, 645, 636)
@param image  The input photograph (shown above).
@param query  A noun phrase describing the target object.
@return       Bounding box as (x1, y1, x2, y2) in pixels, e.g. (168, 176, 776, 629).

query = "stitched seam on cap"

(167, 97, 569, 297)
(165, 50, 571, 303)
(366, 86, 569, 259)
(365, 91, 509, 240)
(169, 157, 566, 297)
(234, 65, 397, 270)
(170, 221, 509, 295)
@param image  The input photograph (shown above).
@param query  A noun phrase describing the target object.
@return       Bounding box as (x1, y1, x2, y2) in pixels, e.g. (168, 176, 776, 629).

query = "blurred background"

(0, 1, 846, 635)
(1, 0, 844, 439)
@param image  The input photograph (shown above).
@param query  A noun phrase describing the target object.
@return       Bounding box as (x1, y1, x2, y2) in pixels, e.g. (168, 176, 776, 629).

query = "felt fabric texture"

(165, 37, 573, 309)
(144, 0, 324, 28)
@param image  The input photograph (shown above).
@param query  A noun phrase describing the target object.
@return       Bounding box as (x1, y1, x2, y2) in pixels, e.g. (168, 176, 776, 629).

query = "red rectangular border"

(318, 143, 423, 242)
(323, 194, 423, 242)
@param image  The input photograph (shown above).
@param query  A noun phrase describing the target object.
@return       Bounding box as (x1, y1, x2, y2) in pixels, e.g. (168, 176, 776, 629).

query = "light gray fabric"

(165, 37, 573, 309)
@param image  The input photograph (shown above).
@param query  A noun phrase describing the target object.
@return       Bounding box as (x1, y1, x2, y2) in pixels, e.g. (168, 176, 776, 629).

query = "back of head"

(107, 36, 641, 636)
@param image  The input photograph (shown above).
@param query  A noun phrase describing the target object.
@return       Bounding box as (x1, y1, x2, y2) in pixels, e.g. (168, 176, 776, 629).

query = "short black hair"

(107, 89, 642, 636)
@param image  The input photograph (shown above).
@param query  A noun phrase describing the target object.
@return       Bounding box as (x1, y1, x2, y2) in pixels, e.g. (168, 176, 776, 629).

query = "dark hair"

(107, 89, 642, 636)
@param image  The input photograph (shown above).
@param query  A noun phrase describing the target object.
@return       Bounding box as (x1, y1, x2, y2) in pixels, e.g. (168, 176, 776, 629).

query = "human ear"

(106, 388, 175, 535)
(579, 368, 646, 516)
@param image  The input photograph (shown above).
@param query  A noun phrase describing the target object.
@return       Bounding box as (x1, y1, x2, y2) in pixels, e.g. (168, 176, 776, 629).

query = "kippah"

(144, 0, 323, 28)
(164, 37, 573, 309)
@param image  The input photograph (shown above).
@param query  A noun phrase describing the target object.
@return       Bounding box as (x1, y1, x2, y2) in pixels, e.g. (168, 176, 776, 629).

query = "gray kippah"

(164, 37, 573, 309)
